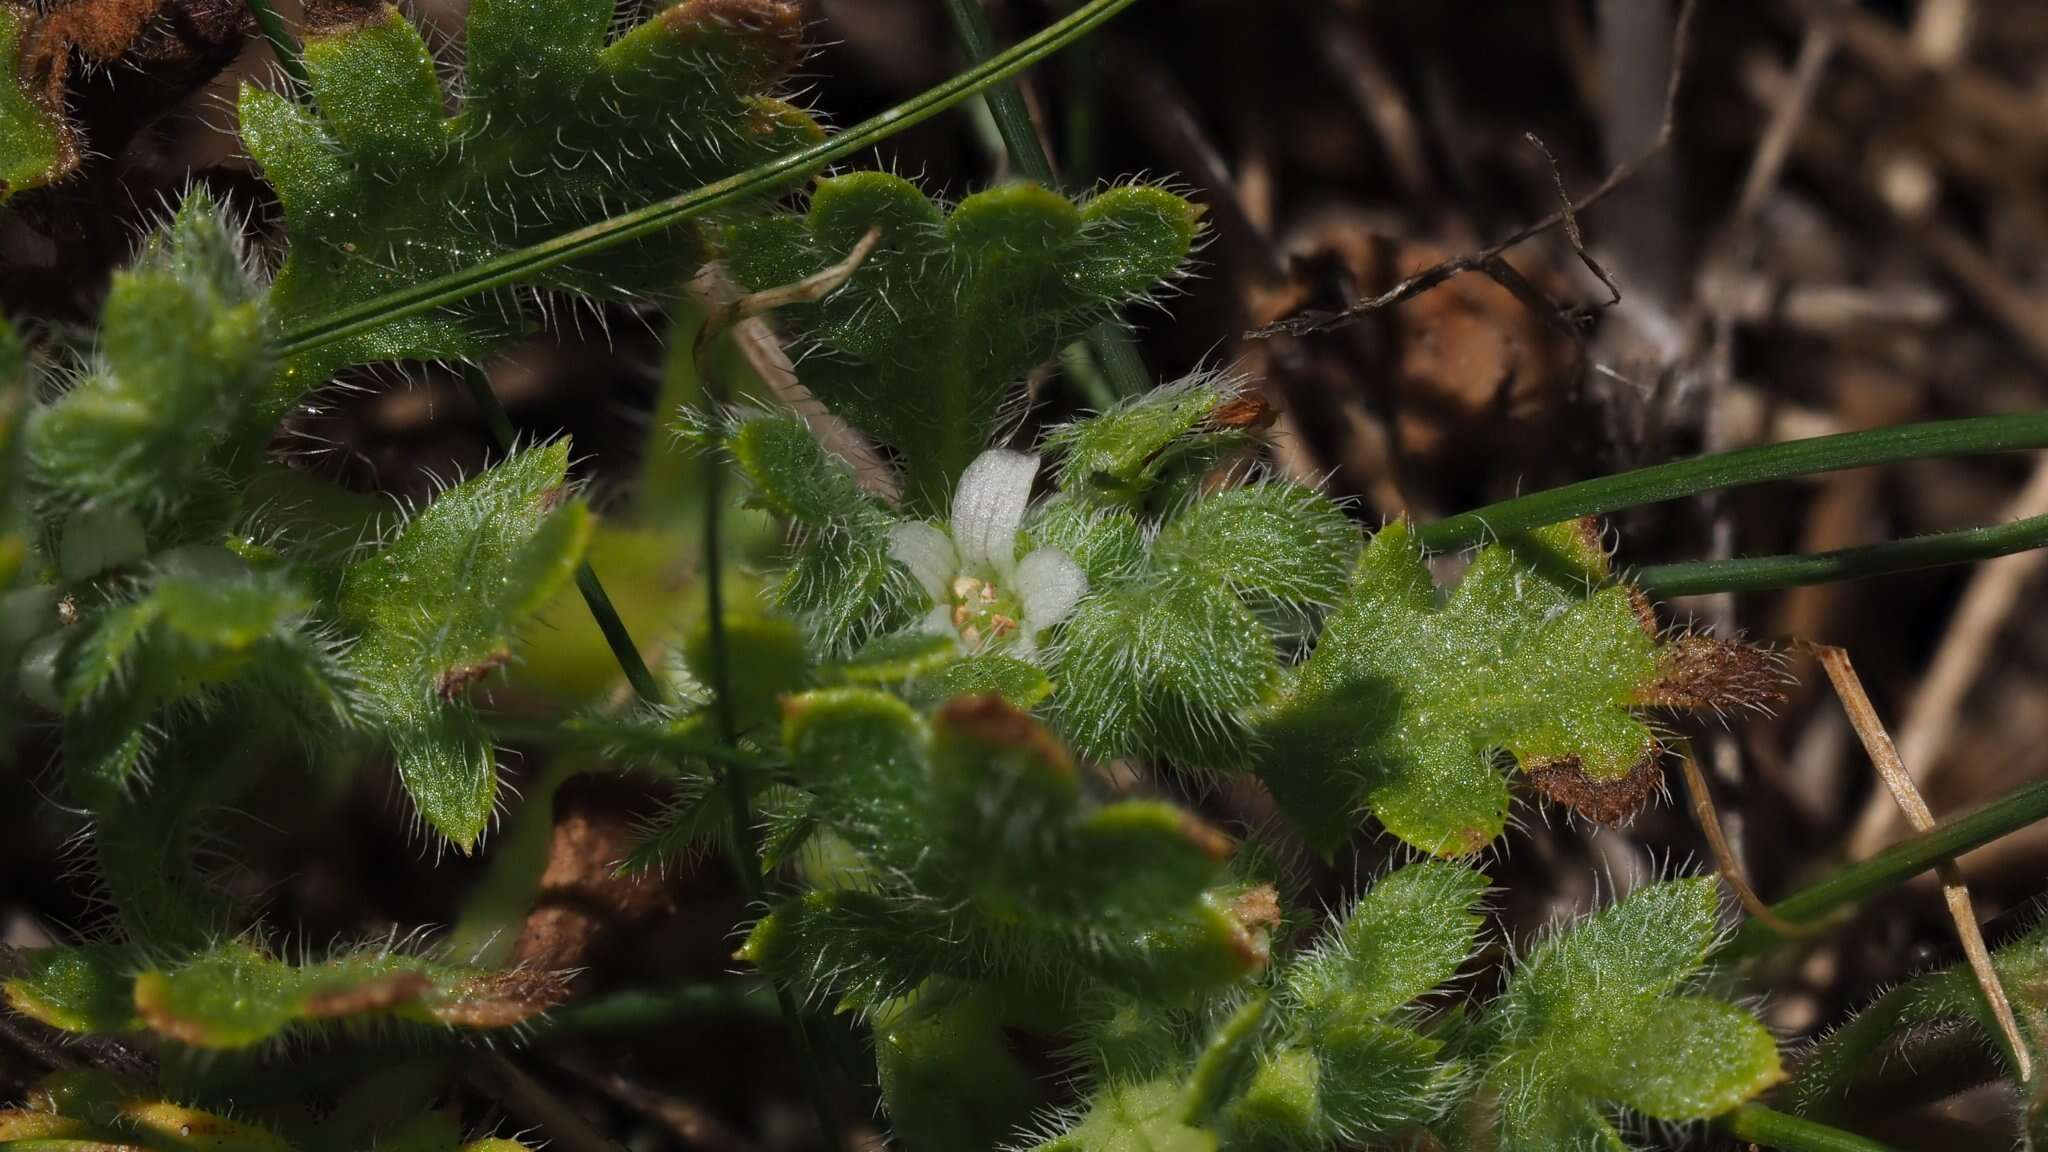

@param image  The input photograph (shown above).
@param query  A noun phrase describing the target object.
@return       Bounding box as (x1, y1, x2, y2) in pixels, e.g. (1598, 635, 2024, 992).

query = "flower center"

(950, 574, 1022, 649)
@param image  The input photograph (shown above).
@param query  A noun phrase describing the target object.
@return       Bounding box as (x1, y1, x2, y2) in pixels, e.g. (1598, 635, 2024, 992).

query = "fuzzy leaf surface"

(129, 941, 566, 1048)
(0, 3, 65, 198)
(336, 441, 590, 848)
(724, 410, 898, 650)
(1473, 877, 1780, 1150)
(1257, 520, 1662, 856)
(240, 0, 820, 384)
(28, 190, 271, 539)
(723, 174, 1199, 505)
(742, 690, 1244, 1007)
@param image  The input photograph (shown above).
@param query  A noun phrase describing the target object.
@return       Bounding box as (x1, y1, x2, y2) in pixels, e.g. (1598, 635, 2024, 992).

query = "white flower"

(887, 449, 1087, 658)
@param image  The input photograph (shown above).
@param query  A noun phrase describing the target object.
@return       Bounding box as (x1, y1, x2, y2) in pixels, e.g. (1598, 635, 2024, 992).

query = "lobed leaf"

(725, 411, 901, 651)
(336, 441, 591, 848)
(1045, 373, 1265, 509)
(723, 174, 1200, 506)
(1471, 877, 1780, 1151)
(241, 0, 822, 384)
(748, 690, 1245, 1008)
(129, 940, 566, 1048)
(57, 551, 355, 812)
(28, 190, 272, 540)
(1256, 520, 1666, 856)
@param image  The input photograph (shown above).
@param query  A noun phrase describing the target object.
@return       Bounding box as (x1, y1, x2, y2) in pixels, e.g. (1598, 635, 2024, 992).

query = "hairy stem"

(1417, 411, 2048, 551)
(460, 366, 664, 703)
(1635, 511, 2048, 596)
(694, 337, 850, 1152)
(941, 0, 1150, 399)
(278, 0, 1147, 361)
(1722, 1105, 1910, 1152)
(1721, 775, 2048, 958)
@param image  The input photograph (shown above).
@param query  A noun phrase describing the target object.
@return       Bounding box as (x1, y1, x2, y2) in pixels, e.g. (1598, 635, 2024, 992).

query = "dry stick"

(1814, 645, 2033, 1082)
(721, 228, 883, 325)
(1675, 741, 1804, 935)
(1733, 14, 1839, 229)
(1244, 0, 1699, 340)
(1846, 456, 2048, 859)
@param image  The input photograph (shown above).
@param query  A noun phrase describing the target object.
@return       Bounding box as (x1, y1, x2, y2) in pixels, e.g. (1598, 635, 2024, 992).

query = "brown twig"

(1244, 0, 1699, 340)
(1814, 645, 2033, 1083)
(1675, 741, 1805, 935)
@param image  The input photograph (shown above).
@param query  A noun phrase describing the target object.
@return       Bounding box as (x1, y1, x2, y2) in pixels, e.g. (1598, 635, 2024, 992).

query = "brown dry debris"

(433, 649, 511, 702)
(429, 968, 570, 1029)
(297, 971, 433, 1018)
(1641, 634, 1787, 715)
(510, 775, 679, 972)
(1525, 753, 1663, 827)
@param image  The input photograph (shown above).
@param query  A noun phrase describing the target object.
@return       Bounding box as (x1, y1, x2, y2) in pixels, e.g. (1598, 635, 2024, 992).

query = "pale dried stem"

(1848, 456, 2048, 860)
(690, 228, 896, 500)
(1676, 740, 1804, 935)
(1815, 645, 2032, 1083)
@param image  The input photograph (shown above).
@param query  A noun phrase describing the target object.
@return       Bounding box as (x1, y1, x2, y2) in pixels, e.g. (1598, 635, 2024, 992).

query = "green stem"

(531, 979, 781, 1035)
(277, 0, 1146, 362)
(696, 345, 849, 1152)
(1416, 412, 2048, 551)
(1721, 776, 2048, 959)
(477, 713, 769, 771)
(242, 0, 312, 103)
(1721, 1106, 1910, 1152)
(942, 0, 1149, 400)
(1635, 512, 2048, 596)
(460, 365, 665, 704)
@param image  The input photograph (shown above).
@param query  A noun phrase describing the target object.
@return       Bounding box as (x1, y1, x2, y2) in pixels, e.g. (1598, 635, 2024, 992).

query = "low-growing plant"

(5, 1, 2048, 1149)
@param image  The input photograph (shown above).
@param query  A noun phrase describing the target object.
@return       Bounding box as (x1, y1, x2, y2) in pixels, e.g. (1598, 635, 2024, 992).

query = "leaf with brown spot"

(1638, 634, 1786, 715)
(1526, 754, 1664, 826)
(130, 940, 565, 1048)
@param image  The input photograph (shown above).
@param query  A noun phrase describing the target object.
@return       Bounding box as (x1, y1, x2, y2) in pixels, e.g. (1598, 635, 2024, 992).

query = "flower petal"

(1013, 547, 1088, 633)
(888, 521, 957, 603)
(950, 449, 1039, 580)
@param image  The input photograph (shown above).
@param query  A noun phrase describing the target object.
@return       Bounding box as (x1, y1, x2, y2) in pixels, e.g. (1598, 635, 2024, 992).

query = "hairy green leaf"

(28, 190, 272, 539)
(0, 2, 66, 199)
(745, 690, 1244, 1007)
(337, 441, 590, 848)
(128, 941, 567, 1048)
(723, 411, 900, 651)
(1045, 372, 1261, 508)
(875, 984, 1039, 1151)
(1472, 877, 1780, 1150)
(241, 0, 820, 384)
(1799, 914, 2048, 1145)
(1029, 1078, 1219, 1152)
(724, 174, 1200, 505)
(59, 551, 355, 811)
(1257, 520, 1664, 856)
(4, 945, 139, 1034)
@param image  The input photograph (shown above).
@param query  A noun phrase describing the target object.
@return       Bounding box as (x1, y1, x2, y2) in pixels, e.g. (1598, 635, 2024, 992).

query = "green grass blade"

(277, 0, 1145, 362)
(941, 0, 1149, 399)
(1722, 776, 2048, 958)
(1635, 512, 2048, 597)
(1417, 412, 2048, 551)
(1721, 1106, 1908, 1152)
